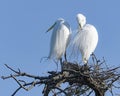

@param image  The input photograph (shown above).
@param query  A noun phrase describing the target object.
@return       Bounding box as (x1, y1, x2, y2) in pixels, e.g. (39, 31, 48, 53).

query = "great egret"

(73, 13, 98, 64)
(47, 18, 71, 63)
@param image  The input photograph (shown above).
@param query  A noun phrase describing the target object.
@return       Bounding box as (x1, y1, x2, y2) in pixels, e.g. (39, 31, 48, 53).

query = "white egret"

(47, 18, 71, 63)
(73, 13, 98, 64)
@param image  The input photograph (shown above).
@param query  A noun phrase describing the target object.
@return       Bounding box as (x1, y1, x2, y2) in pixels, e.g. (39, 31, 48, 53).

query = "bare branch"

(12, 87, 21, 96)
(1, 55, 120, 96)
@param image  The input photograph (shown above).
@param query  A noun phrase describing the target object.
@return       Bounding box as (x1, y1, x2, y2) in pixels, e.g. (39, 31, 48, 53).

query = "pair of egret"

(46, 13, 98, 64)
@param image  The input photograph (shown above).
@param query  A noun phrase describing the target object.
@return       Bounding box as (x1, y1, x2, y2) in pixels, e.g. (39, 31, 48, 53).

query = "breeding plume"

(73, 14, 98, 63)
(47, 18, 71, 61)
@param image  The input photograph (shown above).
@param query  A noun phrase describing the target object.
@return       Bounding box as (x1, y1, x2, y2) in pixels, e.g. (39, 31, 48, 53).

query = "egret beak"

(79, 23, 82, 29)
(46, 22, 56, 33)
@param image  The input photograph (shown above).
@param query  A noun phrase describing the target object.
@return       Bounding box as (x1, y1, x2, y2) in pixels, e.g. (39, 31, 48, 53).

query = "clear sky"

(0, 0, 120, 96)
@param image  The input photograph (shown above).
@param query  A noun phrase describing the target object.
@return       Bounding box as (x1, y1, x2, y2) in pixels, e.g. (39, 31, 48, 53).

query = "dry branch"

(1, 56, 120, 96)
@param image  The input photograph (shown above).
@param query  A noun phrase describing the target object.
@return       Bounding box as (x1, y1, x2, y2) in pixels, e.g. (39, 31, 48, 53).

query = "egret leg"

(91, 53, 95, 65)
(84, 61, 88, 65)
(83, 58, 88, 65)
(83, 61, 90, 73)
(60, 58, 63, 71)
(64, 51, 67, 62)
(53, 60, 59, 72)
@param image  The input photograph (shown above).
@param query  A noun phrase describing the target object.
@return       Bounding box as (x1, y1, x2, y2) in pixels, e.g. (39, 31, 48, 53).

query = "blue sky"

(0, 0, 120, 96)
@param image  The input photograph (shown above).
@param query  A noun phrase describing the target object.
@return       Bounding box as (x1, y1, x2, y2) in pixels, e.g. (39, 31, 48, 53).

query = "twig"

(12, 87, 21, 96)
(55, 87, 68, 95)
(2, 64, 49, 80)
(4, 64, 19, 74)
(87, 90, 93, 96)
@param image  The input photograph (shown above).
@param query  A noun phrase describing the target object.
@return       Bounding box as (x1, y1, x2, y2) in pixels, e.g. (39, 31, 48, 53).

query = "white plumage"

(73, 14, 98, 63)
(47, 18, 71, 60)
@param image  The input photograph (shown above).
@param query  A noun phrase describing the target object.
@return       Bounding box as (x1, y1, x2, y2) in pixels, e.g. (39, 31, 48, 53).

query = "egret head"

(46, 18, 64, 32)
(76, 14, 86, 29)
(57, 18, 64, 21)
(57, 18, 64, 23)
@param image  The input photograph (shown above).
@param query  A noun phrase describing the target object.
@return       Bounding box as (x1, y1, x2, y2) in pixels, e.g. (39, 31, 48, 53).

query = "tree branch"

(1, 56, 120, 96)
